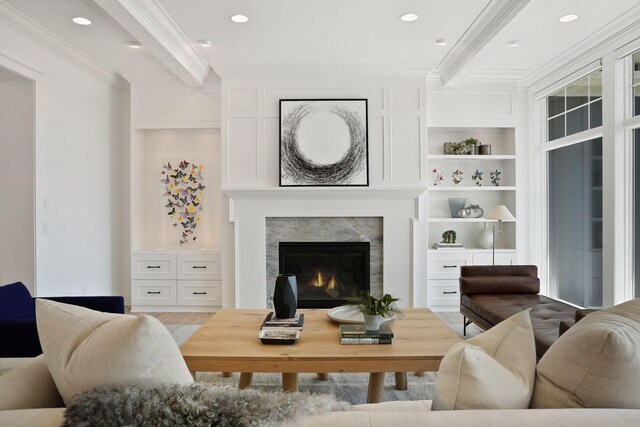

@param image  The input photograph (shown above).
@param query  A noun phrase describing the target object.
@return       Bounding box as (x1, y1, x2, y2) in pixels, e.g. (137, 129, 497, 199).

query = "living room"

(1, 0, 640, 425)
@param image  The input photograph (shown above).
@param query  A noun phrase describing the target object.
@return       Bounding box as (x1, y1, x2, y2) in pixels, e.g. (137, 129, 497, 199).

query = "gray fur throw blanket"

(63, 383, 349, 427)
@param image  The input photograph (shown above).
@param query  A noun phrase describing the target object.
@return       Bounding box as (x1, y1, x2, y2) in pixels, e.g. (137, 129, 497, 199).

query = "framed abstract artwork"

(279, 99, 369, 186)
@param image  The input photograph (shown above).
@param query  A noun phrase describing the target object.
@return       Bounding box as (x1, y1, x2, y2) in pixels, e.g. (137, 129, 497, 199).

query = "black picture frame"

(279, 99, 369, 187)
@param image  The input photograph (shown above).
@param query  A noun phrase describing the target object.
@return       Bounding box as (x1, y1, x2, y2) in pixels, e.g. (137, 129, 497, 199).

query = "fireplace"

(279, 242, 370, 308)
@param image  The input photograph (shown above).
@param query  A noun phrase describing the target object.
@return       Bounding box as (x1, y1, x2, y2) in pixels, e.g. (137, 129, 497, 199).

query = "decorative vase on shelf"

(363, 313, 383, 331)
(479, 145, 492, 155)
(448, 198, 466, 218)
(478, 223, 493, 249)
(273, 274, 297, 318)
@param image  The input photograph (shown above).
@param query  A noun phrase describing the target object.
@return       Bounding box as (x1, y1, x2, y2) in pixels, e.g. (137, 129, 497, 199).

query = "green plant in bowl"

(346, 292, 403, 331)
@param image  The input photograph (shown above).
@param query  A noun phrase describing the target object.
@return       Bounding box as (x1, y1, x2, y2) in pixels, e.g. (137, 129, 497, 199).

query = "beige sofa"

(1, 356, 639, 426)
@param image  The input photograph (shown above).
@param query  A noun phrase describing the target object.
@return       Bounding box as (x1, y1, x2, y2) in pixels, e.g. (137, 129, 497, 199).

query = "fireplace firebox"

(279, 242, 370, 308)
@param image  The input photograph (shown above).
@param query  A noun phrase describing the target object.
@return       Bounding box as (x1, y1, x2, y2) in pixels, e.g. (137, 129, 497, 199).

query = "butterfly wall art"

(161, 160, 205, 245)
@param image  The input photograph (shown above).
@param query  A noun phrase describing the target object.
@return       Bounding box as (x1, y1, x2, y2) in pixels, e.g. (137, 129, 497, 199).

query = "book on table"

(261, 312, 304, 331)
(339, 323, 393, 345)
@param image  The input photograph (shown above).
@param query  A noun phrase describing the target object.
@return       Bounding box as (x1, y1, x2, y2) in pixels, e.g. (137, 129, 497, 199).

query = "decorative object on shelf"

(345, 292, 403, 331)
(477, 222, 493, 249)
(486, 205, 516, 264)
(471, 169, 484, 186)
(442, 230, 457, 244)
(462, 137, 480, 155)
(489, 169, 502, 186)
(457, 204, 484, 218)
(273, 274, 298, 319)
(279, 99, 368, 187)
(452, 169, 464, 185)
(161, 160, 205, 245)
(479, 144, 492, 155)
(431, 168, 444, 186)
(448, 198, 466, 218)
(443, 142, 472, 155)
(432, 242, 465, 250)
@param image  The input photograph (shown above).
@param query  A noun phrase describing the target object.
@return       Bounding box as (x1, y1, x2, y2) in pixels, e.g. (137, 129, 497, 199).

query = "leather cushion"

(462, 294, 575, 358)
(461, 265, 538, 278)
(0, 282, 34, 320)
(460, 276, 540, 295)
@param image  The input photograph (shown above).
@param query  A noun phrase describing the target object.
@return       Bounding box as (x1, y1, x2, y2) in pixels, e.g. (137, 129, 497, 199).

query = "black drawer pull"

(193, 292, 207, 295)
(443, 265, 458, 269)
(192, 266, 207, 269)
(146, 265, 161, 269)
(146, 291, 161, 294)
(443, 291, 458, 295)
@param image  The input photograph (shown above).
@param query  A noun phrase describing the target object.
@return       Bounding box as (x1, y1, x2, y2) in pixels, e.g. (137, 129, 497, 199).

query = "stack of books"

(432, 242, 465, 250)
(261, 312, 305, 331)
(339, 324, 394, 345)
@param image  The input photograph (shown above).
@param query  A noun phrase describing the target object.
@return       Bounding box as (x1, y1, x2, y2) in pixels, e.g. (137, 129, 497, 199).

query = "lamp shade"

(486, 205, 515, 221)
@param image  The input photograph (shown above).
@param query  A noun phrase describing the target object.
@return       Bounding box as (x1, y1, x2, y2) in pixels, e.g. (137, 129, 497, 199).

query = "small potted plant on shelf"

(346, 292, 403, 331)
(462, 137, 480, 155)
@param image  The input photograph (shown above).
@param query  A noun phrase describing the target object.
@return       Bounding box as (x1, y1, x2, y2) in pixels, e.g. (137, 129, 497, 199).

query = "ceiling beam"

(436, 0, 532, 87)
(94, 0, 209, 87)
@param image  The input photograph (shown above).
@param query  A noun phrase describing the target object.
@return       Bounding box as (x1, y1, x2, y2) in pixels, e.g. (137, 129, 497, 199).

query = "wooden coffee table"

(180, 308, 460, 403)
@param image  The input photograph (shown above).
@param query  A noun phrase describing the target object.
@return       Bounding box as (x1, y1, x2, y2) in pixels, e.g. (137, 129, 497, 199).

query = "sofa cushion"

(432, 309, 536, 410)
(0, 282, 34, 319)
(36, 299, 193, 405)
(531, 299, 640, 409)
(0, 356, 63, 410)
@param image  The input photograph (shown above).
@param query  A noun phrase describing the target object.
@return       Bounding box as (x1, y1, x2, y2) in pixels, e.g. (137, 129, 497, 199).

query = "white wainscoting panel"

(390, 115, 422, 183)
(227, 117, 258, 183)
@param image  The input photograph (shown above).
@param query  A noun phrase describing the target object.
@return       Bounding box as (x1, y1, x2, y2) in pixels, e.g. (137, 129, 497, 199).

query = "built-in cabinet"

(129, 127, 222, 311)
(427, 249, 517, 310)
(426, 126, 518, 311)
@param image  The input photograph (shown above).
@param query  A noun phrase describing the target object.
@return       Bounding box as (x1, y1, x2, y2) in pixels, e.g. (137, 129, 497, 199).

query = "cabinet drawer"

(177, 253, 221, 280)
(177, 281, 221, 306)
(429, 254, 472, 279)
(131, 280, 176, 305)
(132, 254, 176, 279)
(428, 280, 460, 307)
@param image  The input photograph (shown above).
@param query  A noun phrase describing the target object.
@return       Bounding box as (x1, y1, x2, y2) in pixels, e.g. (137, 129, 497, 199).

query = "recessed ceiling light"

(559, 14, 579, 23)
(435, 39, 448, 46)
(507, 40, 520, 47)
(230, 14, 249, 23)
(400, 13, 418, 22)
(72, 17, 91, 26)
(198, 39, 214, 47)
(127, 41, 143, 48)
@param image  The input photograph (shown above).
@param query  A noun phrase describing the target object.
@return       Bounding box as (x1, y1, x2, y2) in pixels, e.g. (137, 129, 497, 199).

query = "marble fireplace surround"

(265, 217, 383, 307)
(224, 188, 425, 308)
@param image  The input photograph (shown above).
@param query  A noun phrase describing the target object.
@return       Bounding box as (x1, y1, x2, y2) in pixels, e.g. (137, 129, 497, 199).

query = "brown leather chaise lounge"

(460, 265, 579, 359)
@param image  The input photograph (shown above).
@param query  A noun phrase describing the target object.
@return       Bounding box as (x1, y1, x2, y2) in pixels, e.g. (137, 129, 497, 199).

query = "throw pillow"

(531, 299, 640, 409)
(63, 383, 349, 427)
(36, 299, 193, 405)
(0, 281, 34, 319)
(432, 309, 536, 410)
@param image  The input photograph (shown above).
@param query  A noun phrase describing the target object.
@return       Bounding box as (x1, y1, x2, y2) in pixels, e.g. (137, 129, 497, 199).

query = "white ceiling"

(3, 0, 640, 85)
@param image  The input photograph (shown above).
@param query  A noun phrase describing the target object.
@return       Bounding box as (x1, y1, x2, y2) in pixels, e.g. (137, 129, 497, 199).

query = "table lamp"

(485, 205, 515, 265)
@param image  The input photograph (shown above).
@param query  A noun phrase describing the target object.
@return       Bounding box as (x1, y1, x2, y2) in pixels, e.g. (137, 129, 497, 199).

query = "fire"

(327, 276, 336, 290)
(312, 271, 324, 287)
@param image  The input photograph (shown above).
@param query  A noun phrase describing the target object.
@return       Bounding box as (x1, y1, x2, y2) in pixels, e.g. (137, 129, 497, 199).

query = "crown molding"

(522, 4, 640, 90)
(0, 1, 125, 87)
(436, 0, 531, 87)
(213, 63, 437, 79)
(95, 0, 209, 87)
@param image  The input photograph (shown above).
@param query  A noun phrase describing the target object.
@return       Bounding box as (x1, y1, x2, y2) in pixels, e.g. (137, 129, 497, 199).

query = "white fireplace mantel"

(224, 186, 427, 309)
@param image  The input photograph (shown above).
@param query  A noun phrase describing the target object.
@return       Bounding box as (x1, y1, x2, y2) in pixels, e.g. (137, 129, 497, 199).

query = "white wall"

(0, 20, 129, 297)
(0, 77, 34, 292)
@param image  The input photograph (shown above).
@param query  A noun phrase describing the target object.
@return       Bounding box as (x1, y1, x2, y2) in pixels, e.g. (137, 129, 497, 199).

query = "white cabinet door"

(428, 253, 473, 279)
(177, 280, 221, 306)
(472, 252, 517, 266)
(177, 252, 221, 280)
(428, 280, 460, 307)
(131, 253, 176, 280)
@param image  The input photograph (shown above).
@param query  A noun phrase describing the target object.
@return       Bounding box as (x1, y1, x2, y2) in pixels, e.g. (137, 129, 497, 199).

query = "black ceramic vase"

(273, 274, 297, 318)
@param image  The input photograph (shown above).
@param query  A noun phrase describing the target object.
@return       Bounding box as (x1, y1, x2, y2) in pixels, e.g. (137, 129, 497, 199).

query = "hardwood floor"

(126, 307, 216, 326)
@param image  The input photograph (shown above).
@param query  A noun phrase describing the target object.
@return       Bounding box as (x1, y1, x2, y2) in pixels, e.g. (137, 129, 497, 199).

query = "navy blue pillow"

(0, 282, 35, 320)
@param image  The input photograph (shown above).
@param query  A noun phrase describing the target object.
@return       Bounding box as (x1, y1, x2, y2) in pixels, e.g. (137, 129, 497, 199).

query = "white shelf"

(428, 186, 516, 191)
(428, 155, 516, 160)
(428, 218, 516, 223)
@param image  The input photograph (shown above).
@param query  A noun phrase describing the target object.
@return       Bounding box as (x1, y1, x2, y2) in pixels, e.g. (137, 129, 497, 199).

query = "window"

(635, 129, 640, 297)
(548, 138, 603, 307)
(633, 52, 640, 117)
(547, 70, 603, 141)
